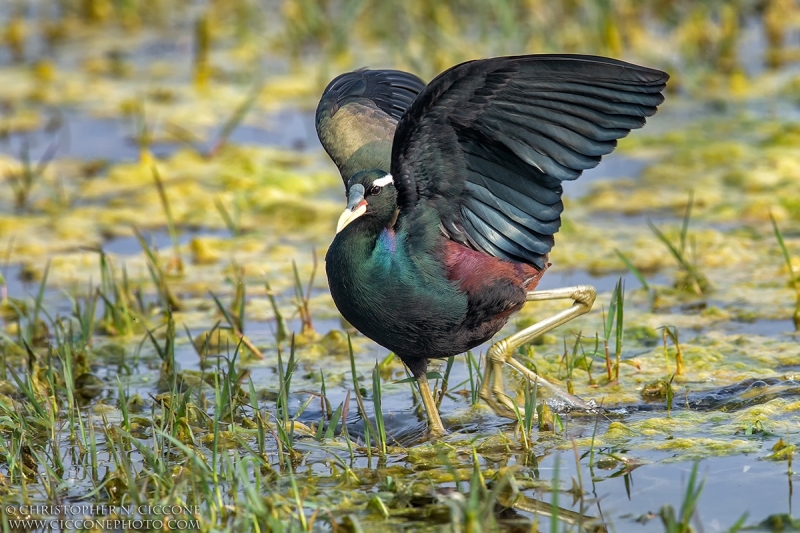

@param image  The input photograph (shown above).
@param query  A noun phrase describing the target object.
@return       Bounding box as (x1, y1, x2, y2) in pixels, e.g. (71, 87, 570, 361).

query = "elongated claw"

(480, 285, 599, 421)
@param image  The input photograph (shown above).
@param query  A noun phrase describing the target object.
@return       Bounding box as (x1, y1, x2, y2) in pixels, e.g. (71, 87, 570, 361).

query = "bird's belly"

(326, 257, 523, 362)
(328, 274, 473, 359)
(326, 254, 484, 359)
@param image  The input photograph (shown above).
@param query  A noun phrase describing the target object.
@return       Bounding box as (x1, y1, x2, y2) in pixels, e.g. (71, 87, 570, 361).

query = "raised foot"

(479, 285, 599, 420)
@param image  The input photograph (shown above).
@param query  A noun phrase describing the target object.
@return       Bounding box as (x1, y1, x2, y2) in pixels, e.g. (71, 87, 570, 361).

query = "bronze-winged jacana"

(316, 55, 668, 436)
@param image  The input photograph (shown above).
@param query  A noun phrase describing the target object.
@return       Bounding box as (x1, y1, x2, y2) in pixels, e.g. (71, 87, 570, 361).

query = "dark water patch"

(537, 268, 670, 293)
(231, 109, 317, 152)
(685, 377, 800, 412)
(0, 107, 317, 165)
(720, 318, 799, 338)
(563, 154, 650, 199)
(521, 452, 797, 532)
(604, 377, 800, 414)
(101, 227, 230, 256)
(0, 111, 156, 163)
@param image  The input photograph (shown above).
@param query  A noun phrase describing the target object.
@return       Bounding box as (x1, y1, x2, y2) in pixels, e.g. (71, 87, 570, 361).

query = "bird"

(316, 55, 668, 437)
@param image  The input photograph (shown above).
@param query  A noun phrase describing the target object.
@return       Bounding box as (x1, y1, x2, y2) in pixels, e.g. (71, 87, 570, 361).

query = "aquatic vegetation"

(770, 214, 800, 329)
(0, 1, 798, 531)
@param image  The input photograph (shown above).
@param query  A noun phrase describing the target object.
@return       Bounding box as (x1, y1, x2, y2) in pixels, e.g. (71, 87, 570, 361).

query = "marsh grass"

(275, 337, 299, 458)
(2, 5, 799, 530)
(615, 248, 656, 310)
(151, 165, 183, 274)
(6, 137, 59, 211)
(209, 287, 265, 359)
(265, 278, 290, 345)
(770, 213, 800, 329)
(512, 379, 538, 451)
(465, 351, 482, 406)
(207, 82, 263, 158)
(435, 447, 516, 532)
(215, 196, 242, 237)
(133, 227, 181, 312)
(371, 362, 387, 454)
(661, 326, 685, 376)
(348, 334, 377, 454)
(594, 278, 625, 383)
(15, 260, 50, 347)
(648, 193, 710, 297)
(96, 249, 145, 336)
(659, 462, 708, 533)
(435, 355, 455, 409)
(291, 252, 318, 338)
(164, 79, 263, 159)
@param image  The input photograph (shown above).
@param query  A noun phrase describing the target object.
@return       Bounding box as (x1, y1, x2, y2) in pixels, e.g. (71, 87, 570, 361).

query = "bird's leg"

(416, 373, 446, 437)
(479, 285, 598, 419)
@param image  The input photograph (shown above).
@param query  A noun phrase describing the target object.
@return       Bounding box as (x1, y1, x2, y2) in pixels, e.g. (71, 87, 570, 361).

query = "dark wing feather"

(391, 54, 668, 269)
(316, 69, 426, 184)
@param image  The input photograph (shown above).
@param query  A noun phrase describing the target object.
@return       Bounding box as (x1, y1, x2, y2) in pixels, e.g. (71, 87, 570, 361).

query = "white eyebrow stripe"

(371, 174, 394, 187)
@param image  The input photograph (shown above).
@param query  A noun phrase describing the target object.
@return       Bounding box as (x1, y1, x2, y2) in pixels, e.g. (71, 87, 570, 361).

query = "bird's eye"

(369, 185, 382, 196)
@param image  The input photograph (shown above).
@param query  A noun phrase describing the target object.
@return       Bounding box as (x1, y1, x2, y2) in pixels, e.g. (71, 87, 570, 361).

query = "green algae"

(0, 5, 798, 533)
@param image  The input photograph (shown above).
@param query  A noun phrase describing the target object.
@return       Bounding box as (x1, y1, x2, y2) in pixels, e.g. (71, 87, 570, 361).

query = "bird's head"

(336, 169, 399, 234)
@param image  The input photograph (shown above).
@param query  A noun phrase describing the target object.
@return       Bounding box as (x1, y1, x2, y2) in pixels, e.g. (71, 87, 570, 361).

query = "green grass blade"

(614, 249, 650, 290)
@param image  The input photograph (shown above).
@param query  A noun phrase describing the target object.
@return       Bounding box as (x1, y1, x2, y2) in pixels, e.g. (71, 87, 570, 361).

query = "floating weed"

(648, 193, 710, 296)
(5, 9, 800, 530)
(770, 213, 800, 329)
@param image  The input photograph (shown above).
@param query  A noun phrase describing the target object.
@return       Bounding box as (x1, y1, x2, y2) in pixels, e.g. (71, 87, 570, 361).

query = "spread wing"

(316, 69, 426, 184)
(391, 54, 668, 269)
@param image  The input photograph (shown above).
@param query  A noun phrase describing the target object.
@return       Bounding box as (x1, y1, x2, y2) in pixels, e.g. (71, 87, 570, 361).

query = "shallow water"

(1, 9, 799, 531)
